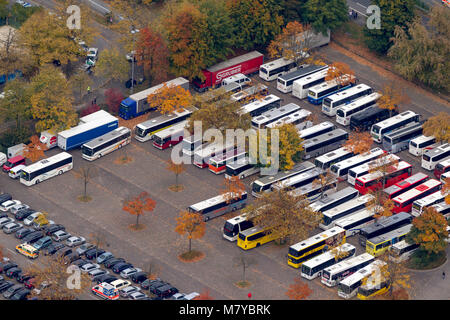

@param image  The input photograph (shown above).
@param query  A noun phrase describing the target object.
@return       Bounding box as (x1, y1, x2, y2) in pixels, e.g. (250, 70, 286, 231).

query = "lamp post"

(130, 26, 138, 95)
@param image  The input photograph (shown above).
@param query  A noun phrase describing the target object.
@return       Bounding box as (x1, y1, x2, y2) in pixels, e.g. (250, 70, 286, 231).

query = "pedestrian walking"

(87, 86, 91, 95)
(443, 272, 446, 280)
(93, 97, 97, 105)
(354, 11, 358, 19)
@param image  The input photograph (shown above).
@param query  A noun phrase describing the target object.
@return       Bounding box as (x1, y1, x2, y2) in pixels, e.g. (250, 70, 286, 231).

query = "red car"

(24, 278, 35, 289)
(2, 155, 25, 173)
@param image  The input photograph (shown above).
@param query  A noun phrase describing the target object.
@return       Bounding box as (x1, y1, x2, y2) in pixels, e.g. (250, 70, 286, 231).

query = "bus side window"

(240, 220, 253, 231)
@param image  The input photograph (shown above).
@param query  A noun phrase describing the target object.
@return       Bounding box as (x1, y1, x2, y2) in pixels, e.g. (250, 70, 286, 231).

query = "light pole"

(130, 26, 138, 95)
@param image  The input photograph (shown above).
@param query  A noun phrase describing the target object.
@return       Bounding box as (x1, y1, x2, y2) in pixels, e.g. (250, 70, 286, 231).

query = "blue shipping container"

(58, 120, 118, 150)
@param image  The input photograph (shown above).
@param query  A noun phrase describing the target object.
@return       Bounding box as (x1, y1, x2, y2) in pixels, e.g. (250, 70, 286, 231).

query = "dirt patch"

(168, 185, 184, 192)
(234, 281, 251, 289)
(128, 224, 146, 231)
(114, 155, 134, 165)
(178, 250, 205, 263)
(77, 195, 92, 202)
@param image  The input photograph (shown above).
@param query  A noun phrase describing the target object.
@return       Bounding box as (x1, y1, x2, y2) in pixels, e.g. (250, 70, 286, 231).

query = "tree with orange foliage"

(175, 210, 206, 255)
(312, 169, 337, 200)
(166, 159, 186, 192)
(285, 277, 312, 300)
(147, 83, 192, 115)
(23, 135, 47, 163)
(193, 288, 214, 300)
(367, 154, 400, 190)
(377, 82, 409, 117)
(122, 192, 156, 229)
(344, 131, 373, 155)
(221, 176, 247, 204)
(325, 62, 356, 86)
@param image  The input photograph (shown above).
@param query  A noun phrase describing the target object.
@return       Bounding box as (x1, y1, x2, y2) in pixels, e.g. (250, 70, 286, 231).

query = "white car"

(183, 292, 200, 300)
(120, 286, 140, 298)
(3, 222, 23, 234)
(9, 204, 29, 215)
(23, 212, 40, 226)
(120, 267, 142, 279)
(52, 230, 71, 242)
(87, 48, 98, 59)
(0, 200, 21, 212)
(65, 236, 86, 247)
(129, 291, 147, 300)
(80, 263, 100, 273)
(0, 217, 14, 228)
(109, 279, 131, 290)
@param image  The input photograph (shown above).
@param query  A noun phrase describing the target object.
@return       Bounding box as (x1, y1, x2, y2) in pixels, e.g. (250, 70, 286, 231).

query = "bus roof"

(189, 192, 247, 212)
(436, 157, 450, 168)
(231, 84, 268, 102)
(274, 167, 323, 189)
(410, 135, 435, 145)
(152, 121, 187, 140)
(325, 84, 371, 102)
(302, 129, 348, 149)
(83, 126, 130, 149)
(349, 154, 400, 176)
(423, 143, 450, 158)
(323, 253, 374, 274)
(136, 107, 194, 130)
(260, 57, 294, 71)
(240, 226, 265, 237)
(393, 179, 442, 203)
(322, 194, 374, 219)
(298, 122, 335, 139)
(360, 212, 412, 235)
(193, 138, 235, 158)
(413, 190, 445, 207)
(251, 103, 301, 126)
(339, 260, 386, 286)
(23, 152, 72, 173)
(293, 69, 329, 85)
(337, 92, 381, 113)
(383, 172, 429, 195)
(130, 77, 189, 102)
(372, 110, 418, 129)
(289, 226, 345, 251)
(330, 148, 384, 172)
(207, 51, 263, 73)
(278, 65, 328, 81)
(209, 148, 246, 164)
(356, 161, 411, 184)
(335, 208, 375, 229)
(383, 121, 423, 140)
(266, 109, 311, 129)
(308, 74, 355, 93)
(367, 224, 412, 245)
(240, 94, 280, 115)
(302, 243, 356, 268)
(253, 161, 315, 186)
(309, 187, 359, 212)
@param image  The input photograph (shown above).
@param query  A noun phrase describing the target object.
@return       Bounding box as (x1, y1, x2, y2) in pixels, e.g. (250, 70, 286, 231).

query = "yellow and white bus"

(237, 226, 277, 250)
(365, 224, 412, 257)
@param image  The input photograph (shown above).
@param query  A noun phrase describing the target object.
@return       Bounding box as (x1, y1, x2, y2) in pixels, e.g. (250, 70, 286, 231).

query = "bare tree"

(73, 165, 97, 202)
(233, 254, 257, 287)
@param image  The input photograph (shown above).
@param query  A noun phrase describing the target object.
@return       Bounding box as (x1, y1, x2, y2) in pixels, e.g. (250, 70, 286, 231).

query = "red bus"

(152, 121, 187, 150)
(208, 149, 246, 174)
(392, 179, 442, 213)
(434, 158, 450, 180)
(383, 172, 429, 200)
(355, 161, 413, 195)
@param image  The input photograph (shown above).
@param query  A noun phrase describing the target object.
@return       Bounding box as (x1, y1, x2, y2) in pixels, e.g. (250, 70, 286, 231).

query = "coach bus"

(321, 253, 375, 287)
(251, 103, 301, 129)
(230, 84, 269, 104)
(298, 122, 335, 140)
(370, 110, 420, 144)
(382, 121, 423, 154)
(81, 127, 131, 161)
(250, 161, 315, 197)
(223, 207, 263, 241)
(422, 144, 450, 171)
(335, 209, 377, 237)
(193, 139, 236, 168)
(302, 129, 349, 160)
(347, 154, 400, 186)
(354, 161, 413, 195)
(287, 226, 346, 268)
(358, 212, 413, 247)
(309, 187, 359, 213)
(383, 172, 429, 200)
(225, 157, 260, 180)
(271, 167, 323, 192)
(434, 158, 450, 180)
(389, 240, 419, 263)
(411, 191, 446, 217)
(349, 106, 395, 132)
(431, 201, 450, 218)
(330, 147, 386, 181)
(322, 84, 373, 117)
(188, 192, 248, 221)
(259, 58, 297, 81)
(134, 107, 194, 142)
(307, 75, 356, 105)
(301, 243, 356, 280)
(392, 179, 442, 213)
(338, 260, 387, 299)
(292, 68, 329, 99)
(335, 92, 381, 126)
(266, 109, 312, 130)
(240, 94, 281, 117)
(357, 274, 390, 300)
(181, 135, 203, 157)
(409, 135, 437, 157)
(237, 226, 278, 250)
(208, 149, 246, 174)
(152, 120, 187, 150)
(20, 152, 73, 186)
(288, 179, 338, 203)
(277, 65, 328, 93)
(314, 147, 355, 171)
(366, 224, 412, 257)
(319, 194, 374, 230)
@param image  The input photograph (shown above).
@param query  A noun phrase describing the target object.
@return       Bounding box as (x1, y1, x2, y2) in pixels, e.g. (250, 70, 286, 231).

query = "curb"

(407, 256, 448, 273)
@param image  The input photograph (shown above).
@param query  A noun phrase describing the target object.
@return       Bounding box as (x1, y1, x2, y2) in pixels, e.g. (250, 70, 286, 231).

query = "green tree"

(302, 0, 348, 34)
(96, 48, 130, 84)
(364, 0, 416, 54)
(0, 79, 32, 131)
(278, 0, 307, 22)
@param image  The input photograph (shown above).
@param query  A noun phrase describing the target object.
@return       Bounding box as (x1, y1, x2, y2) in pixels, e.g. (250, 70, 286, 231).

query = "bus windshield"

(223, 222, 238, 237)
(81, 145, 94, 157)
(372, 125, 380, 134)
(252, 182, 263, 193)
(21, 171, 30, 181)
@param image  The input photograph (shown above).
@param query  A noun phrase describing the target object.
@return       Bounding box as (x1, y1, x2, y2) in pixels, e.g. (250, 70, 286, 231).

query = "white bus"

(409, 135, 436, 156)
(266, 109, 312, 130)
(319, 194, 374, 230)
(411, 191, 446, 217)
(422, 144, 450, 171)
(292, 68, 329, 99)
(431, 201, 450, 219)
(271, 167, 323, 192)
(321, 253, 375, 287)
(240, 94, 281, 117)
(370, 110, 420, 143)
(225, 157, 260, 180)
(223, 212, 255, 241)
(309, 186, 359, 213)
(288, 179, 338, 203)
(188, 192, 248, 221)
(251, 103, 301, 129)
(134, 107, 194, 142)
(307, 75, 356, 105)
(208, 149, 246, 174)
(20, 152, 73, 186)
(300, 243, 356, 280)
(193, 139, 236, 168)
(314, 147, 354, 171)
(277, 65, 328, 93)
(337, 260, 386, 299)
(330, 147, 386, 181)
(335, 209, 377, 237)
(251, 161, 315, 197)
(389, 240, 419, 263)
(302, 129, 349, 160)
(335, 92, 381, 126)
(259, 58, 297, 81)
(298, 121, 335, 140)
(322, 84, 373, 117)
(182, 135, 203, 157)
(347, 154, 400, 186)
(382, 121, 423, 154)
(441, 171, 450, 184)
(230, 84, 268, 104)
(81, 126, 131, 161)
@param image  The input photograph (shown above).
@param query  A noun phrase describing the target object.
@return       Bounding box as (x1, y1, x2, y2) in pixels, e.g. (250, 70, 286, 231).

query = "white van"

(8, 164, 26, 179)
(0, 152, 6, 167)
(221, 73, 251, 87)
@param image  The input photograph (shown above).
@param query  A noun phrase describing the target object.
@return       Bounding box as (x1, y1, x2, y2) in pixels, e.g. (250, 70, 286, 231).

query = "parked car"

(104, 258, 125, 269)
(52, 230, 71, 242)
(3, 283, 23, 298)
(120, 267, 142, 279)
(0, 200, 21, 212)
(16, 243, 39, 259)
(43, 224, 65, 236)
(129, 291, 147, 300)
(15, 208, 36, 221)
(10, 288, 30, 300)
(0, 193, 12, 205)
(2, 262, 18, 273)
(85, 248, 105, 260)
(63, 252, 80, 265)
(94, 274, 117, 284)
(32, 236, 53, 251)
(23, 212, 40, 226)
(0, 217, 14, 228)
(0, 212, 7, 219)
(66, 236, 86, 247)
(170, 293, 186, 300)
(112, 262, 133, 274)
(88, 268, 109, 280)
(76, 243, 95, 256)
(16, 273, 33, 283)
(24, 278, 35, 289)
(22, 231, 44, 244)
(154, 284, 179, 299)
(130, 271, 147, 284)
(71, 259, 90, 268)
(3, 222, 23, 234)
(80, 263, 100, 273)
(9, 203, 29, 215)
(6, 267, 22, 278)
(120, 285, 140, 298)
(15, 227, 33, 240)
(57, 247, 73, 259)
(96, 251, 113, 264)
(0, 280, 14, 293)
(109, 279, 131, 290)
(140, 278, 162, 290)
(43, 242, 65, 256)
(148, 279, 168, 294)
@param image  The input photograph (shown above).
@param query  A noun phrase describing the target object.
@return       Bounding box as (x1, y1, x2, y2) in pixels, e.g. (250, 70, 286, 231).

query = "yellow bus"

(366, 224, 412, 257)
(357, 278, 391, 300)
(287, 226, 346, 268)
(237, 226, 277, 250)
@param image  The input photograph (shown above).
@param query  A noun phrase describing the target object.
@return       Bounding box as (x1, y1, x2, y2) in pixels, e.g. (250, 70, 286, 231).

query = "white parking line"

(7, 248, 17, 256)
(357, 2, 368, 9)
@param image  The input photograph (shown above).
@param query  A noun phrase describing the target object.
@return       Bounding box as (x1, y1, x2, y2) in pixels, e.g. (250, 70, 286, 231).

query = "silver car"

(80, 263, 100, 273)
(65, 236, 86, 247)
(9, 204, 30, 215)
(23, 212, 40, 226)
(120, 286, 140, 298)
(3, 222, 23, 234)
(88, 268, 108, 279)
(52, 230, 71, 242)
(0, 200, 21, 212)
(0, 217, 14, 228)
(76, 243, 95, 256)
(120, 267, 142, 279)
(129, 291, 147, 300)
